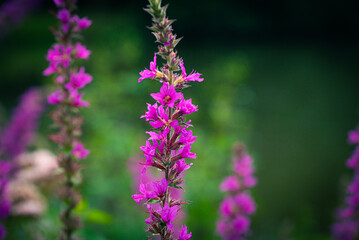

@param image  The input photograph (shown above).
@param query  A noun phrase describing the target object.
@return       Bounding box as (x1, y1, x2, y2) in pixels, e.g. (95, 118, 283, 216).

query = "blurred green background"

(0, 0, 359, 239)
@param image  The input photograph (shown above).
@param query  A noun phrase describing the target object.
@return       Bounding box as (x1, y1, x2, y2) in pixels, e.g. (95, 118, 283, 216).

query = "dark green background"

(0, 0, 358, 239)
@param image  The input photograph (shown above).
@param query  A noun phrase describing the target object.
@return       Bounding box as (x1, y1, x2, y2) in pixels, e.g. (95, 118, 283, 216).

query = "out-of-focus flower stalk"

(131, 0, 203, 239)
(43, 0, 92, 239)
(0, 88, 44, 239)
(332, 128, 359, 239)
(217, 143, 257, 240)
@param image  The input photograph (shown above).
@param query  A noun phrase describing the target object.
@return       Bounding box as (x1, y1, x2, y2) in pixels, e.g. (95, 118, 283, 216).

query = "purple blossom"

(141, 103, 159, 121)
(160, 203, 178, 231)
(332, 128, 359, 239)
(0, 88, 44, 159)
(153, 178, 168, 198)
(138, 54, 159, 82)
(44, 44, 72, 74)
(233, 215, 250, 234)
(69, 90, 90, 108)
(220, 176, 240, 192)
(71, 142, 90, 159)
(234, 193, 256, 215)
(77, 17, 92, 30)
(178, 61, 203, 83)
(177, 98, 198, 115)
(74, 43, 91, 59)
(217, 143, 257, 240)
(65, 67, 93, 90)
(132, 183, 155, 204)
(48, 89, 64, 105)
(175, 159, 193, 175)
(178, 225, 192, 240)
(151, 83, 182, 108)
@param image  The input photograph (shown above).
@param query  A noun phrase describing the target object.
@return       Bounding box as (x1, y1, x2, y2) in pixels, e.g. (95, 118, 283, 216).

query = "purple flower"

(65, 67, 93, 90)
(152, 178, 168, 198)
(178, 98, 198, 115)
(150, 83, 182, 108)
(178, 225, 192, 240)
(132, 183, 155, 204)
(234, 193, 256, 215)
(141, 103, 159, 121)
(146, 128, 170, 142)
(177, 61, 203, 83)
(48, 89, 64, 105)
(348, 129, 359, 144)
(233, 215, 250, 234)
(175, 159, 193, 175)
(0, 88, 43, 159)
(220, 176, 240, 192)
(138, 54, 159, 82)
(217, 143, 257, 239)
(77, 17, 92, 30)
(74, 43, 91, 59)
(69, 90, 90, 108)
(332, 128, 359, 240)
(57, 9, 70, 23)
(44, 44, 72, 74)
(219, 198, 235, 217)
(160, 203, 178, 231)
(149, 105, 179, 129)
(71, 142, 90, 159)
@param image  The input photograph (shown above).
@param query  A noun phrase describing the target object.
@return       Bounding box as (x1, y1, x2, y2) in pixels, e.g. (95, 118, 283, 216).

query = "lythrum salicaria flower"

(0, 88, 43, 239)
(131, 0, 203, 239)
(43, 0, 92, 239)
(332, 127, 359, 239)
(217, 143, 257, 240)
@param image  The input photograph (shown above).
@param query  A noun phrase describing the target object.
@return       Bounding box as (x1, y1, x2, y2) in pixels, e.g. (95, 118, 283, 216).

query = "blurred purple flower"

(217, 143, 257, 240)
(332, 128, 359, 239)
(0, 88, 44, 160)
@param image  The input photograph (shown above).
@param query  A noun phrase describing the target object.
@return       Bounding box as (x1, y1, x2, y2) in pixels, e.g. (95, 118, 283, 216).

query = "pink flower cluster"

(44, 0, 92, 160)
(129, 156, 186, 239)
(131, 1, 204, 238)
(132, 77, 198, 238)
(217, 143, 257, 240)
(332, 128, 359, 239)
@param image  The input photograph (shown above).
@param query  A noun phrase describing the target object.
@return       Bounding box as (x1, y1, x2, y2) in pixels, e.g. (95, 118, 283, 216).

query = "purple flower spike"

(44, 0, 92, 238)
(217, 143, 257, 240)
(332, 127, 359, 239)
(0, 88, 44, 159)
(133, 1, 202, 238)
